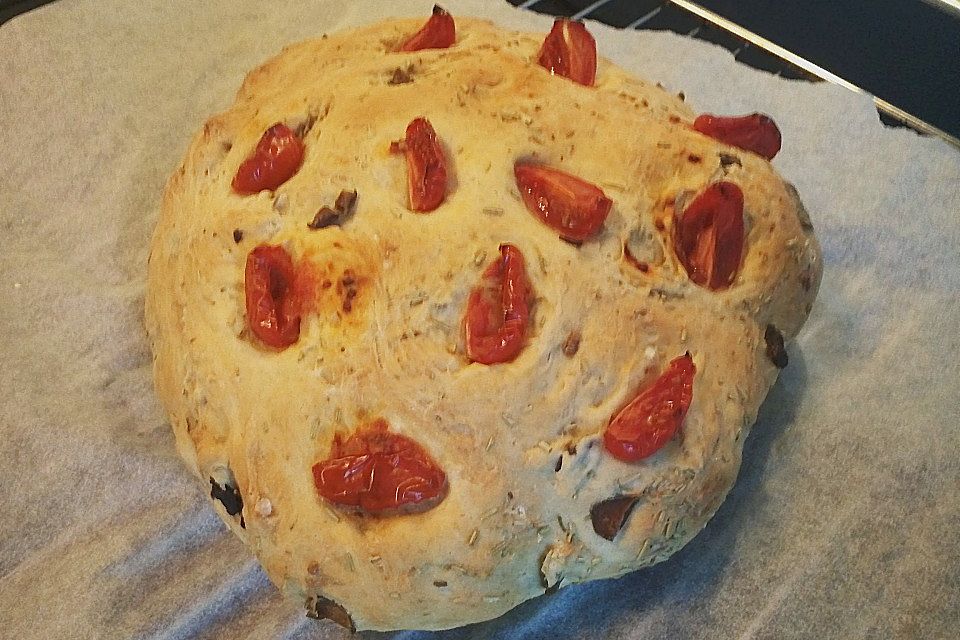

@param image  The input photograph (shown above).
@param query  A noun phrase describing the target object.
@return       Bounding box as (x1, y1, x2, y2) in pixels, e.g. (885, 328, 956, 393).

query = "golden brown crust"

(144, 16, 820, 631)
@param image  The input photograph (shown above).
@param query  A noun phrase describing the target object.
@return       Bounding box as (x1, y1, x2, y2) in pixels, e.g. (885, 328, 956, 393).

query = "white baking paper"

(1, 1, 958, 638)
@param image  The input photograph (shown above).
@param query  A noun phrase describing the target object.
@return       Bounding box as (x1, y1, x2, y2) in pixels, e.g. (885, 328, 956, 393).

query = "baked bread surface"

(145, 15, 821, 631)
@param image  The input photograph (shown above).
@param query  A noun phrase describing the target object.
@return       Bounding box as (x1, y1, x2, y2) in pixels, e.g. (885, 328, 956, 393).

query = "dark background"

(3, 0, 959, 142)
(512, 0, 960, 142)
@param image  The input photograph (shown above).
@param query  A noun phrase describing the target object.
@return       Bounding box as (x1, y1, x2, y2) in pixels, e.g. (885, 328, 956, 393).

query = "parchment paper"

(1, 1, 958, 638)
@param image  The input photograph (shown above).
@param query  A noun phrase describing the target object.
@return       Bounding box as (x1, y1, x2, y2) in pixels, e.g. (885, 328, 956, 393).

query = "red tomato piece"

(673, 181, 745, 290)
(514, 163, 612, 242)
(537, 19, 597, 86)
(244, 244, 302, 349)
(232, 123, 305, 194)
(395, 117, 448, 212)
(464, 244, 531, 365)
(399, 5, 456, 52)
(312, 420, 448, 515)
(604, 353, 696, 462)
(692, 113, 782, 160)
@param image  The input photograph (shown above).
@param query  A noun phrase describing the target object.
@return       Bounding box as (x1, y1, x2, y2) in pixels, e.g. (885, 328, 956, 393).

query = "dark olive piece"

(719, 153, 742, 169)
(388, 66, 415, 85)
(308, 207, 340, 230)
(590, 495, 639, 541)
(334, 189, 358, 215)
(306, 594, 356, 632)
(764, 324, 789, 368)
(209, 477, 243, 516)
(308, 190, 358, 230)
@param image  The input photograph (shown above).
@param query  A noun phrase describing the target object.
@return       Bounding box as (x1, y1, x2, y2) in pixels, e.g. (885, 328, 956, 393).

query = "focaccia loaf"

(145, 10, 821, 632)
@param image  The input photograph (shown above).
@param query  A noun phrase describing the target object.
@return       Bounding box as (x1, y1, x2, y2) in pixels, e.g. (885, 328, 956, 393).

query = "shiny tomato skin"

(693, 113, 782, 160)
(673, 181, 745, 290)
(400, 117, 447, 212)
(464, 244, 531, 365)
(514, 163, 612, 242)
(400, 5, 456, 51)
(244, 244, 301, 349)
(312, 420, 448, 515)
(232, 123, 304, 194)
(311, 454, 374, 508)
(537, 19, 597, 86)
(604, 353, 696, 462)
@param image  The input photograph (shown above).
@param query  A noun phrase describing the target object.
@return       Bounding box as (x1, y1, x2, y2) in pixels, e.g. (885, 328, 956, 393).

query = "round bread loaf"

(145, 10, 821, 631)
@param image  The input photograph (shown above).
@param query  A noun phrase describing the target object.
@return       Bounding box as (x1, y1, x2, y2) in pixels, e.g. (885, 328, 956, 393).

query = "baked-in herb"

(232, 229, 243, 243)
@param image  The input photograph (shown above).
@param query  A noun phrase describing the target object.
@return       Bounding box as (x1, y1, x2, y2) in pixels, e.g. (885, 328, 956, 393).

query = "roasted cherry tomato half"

(400, 5, 456, 52)
(673, 181, 745, 290)
(604, 353, 696, 462)
(693, 113, 782, 160)
(537, 19, 597, 87)
(232, 123, 305, 194)
(464, 244, 531, 365)
(312, 419, 448, 514)
(244, 244, 302, 349)
(515, 163, 612, 242)
(393, 117, 448, 212)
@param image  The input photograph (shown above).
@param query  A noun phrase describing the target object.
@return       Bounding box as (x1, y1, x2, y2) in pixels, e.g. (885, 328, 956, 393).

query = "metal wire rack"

(509, 0, 960, 148)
